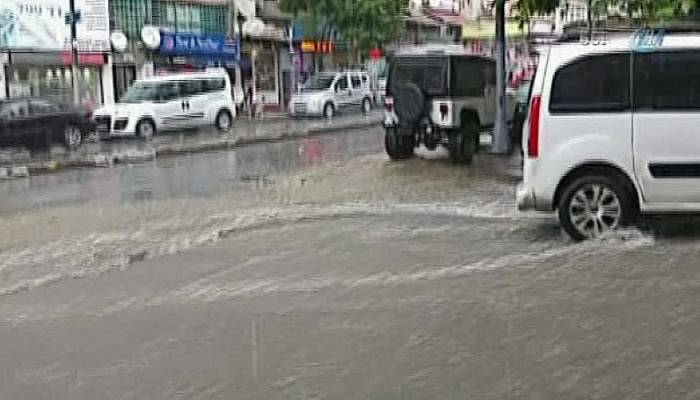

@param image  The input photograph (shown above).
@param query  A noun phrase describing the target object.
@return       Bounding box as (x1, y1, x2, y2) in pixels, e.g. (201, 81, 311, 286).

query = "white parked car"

(93, 70, 236, 139)
(517, 32, 700, 240)
(289, 71, 374, 118)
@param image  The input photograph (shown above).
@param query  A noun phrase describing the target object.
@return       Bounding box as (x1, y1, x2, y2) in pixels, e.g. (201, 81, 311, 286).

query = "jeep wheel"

(449, 118, 478, 164)
(394, 83, 425, 125)
(385, 127, 414, 160)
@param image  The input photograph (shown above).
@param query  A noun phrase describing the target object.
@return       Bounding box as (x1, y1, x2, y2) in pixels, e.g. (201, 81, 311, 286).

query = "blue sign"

(160, 31, 239, 62)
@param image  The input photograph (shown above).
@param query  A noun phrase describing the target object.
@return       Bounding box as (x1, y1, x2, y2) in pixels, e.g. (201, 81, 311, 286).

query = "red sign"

(369, 47, 383, 60)
(61, 52, 106, 66)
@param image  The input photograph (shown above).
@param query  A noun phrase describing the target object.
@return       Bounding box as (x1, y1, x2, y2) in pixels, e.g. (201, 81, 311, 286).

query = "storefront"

(111, 52, 142, 102)
(1, 0, 111, 105)
(240, 44, 280, 106)
(4, 52, 107, 108)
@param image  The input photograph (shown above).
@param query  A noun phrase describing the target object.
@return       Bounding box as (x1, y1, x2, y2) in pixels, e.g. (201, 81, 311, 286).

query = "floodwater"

(2, 125, 700, 399)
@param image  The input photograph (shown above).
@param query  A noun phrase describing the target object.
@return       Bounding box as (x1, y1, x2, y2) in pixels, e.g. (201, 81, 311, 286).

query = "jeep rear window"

(388, 58, 446, 96)
(451, 58, 492, 97)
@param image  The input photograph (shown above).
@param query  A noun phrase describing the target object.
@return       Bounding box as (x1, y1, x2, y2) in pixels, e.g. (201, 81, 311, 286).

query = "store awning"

(462, 20, 526, 39)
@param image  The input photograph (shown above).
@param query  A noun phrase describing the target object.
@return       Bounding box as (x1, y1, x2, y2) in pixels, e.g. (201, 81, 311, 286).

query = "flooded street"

(2, 126, 700, 399)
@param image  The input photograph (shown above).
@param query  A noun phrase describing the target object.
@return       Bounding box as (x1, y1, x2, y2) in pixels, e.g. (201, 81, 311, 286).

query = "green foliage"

(280, 0, 407, 49)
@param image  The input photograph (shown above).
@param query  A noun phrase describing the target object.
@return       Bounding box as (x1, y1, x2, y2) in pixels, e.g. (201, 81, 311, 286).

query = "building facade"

(0, 0, 111, 107)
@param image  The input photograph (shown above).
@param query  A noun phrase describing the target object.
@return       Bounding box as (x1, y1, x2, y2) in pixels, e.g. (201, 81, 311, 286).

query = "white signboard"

(0, 0, 109, 51)
(75, 0, 110, 51)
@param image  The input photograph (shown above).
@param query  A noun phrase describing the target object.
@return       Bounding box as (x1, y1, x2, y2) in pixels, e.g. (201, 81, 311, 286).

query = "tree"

(280, 0, 407, 52)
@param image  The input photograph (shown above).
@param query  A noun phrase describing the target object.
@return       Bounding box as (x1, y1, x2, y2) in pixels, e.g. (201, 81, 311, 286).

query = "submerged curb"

(8, 117, 382, 178)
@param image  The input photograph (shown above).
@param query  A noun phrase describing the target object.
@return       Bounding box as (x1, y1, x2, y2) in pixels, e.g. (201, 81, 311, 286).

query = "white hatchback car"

(289, 71, 373, 118)
(93, 70, 236, 139)
(518, 32, 700, 240)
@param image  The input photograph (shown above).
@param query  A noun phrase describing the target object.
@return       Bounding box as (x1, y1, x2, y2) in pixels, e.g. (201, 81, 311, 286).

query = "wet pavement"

(0, 111, 382, 169)
(2, 124, 700, 399)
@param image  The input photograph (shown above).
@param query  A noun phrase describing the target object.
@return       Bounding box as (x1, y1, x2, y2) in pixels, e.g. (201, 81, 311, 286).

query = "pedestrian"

(245, 85, 255, 119)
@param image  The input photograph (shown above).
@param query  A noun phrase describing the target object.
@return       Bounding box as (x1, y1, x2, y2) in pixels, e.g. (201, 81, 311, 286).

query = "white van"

(93, 70, 236, 139)
(289, 71, 374, 118)
(517, 33, 700, 240)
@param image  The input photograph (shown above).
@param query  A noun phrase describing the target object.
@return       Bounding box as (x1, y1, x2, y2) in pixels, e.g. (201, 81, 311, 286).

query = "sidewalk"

(0, 111, 383, 177)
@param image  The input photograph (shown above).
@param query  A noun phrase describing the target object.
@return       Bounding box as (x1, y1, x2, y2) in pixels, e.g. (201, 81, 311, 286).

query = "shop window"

(255, 52, 277, 92)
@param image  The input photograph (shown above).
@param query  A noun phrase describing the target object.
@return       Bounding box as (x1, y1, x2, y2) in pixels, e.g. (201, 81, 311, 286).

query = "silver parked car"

(289, 71, 374, 118)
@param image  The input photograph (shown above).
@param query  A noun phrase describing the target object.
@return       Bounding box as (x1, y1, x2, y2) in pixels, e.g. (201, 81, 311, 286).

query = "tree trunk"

(491, 0, 509, 155)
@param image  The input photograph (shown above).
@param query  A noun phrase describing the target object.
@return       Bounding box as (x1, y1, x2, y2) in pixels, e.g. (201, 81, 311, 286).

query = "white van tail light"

(528, 95, 542, 159)
(384, 97, 394, 112)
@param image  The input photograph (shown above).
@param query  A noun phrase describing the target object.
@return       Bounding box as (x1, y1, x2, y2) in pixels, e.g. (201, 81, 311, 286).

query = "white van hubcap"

(139, 122, 153, 139)
(569, 184, 621, 237)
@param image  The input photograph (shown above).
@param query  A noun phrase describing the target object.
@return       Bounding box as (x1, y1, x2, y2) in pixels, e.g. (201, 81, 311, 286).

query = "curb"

(6, 117, 382, 178)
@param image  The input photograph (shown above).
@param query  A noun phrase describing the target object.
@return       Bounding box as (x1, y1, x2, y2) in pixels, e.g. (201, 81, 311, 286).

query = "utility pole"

(68, 0, 81, 106)
(587, 0, 593, 41)
(491, 0, 509, 155)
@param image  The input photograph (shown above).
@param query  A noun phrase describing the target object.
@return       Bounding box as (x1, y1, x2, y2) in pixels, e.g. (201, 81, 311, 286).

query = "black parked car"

(0, 98, 94, 149)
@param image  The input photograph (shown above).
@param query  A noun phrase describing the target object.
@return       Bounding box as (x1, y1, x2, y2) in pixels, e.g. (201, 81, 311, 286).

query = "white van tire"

(323, 103, 335, 119)
(135, 119, 155, 140)
(558, 175, 636, 241)
(215, 109, 233, 132)
(361, 98, 372, 114)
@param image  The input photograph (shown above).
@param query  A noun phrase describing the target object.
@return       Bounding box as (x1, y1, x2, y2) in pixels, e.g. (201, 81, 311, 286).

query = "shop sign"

(0, 0, 110, 51)
(159, 32, 239, 61)
(301, 40, 335, 53)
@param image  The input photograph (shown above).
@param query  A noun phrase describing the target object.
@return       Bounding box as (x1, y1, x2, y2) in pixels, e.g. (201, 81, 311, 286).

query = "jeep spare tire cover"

(394, 83, 425, 124)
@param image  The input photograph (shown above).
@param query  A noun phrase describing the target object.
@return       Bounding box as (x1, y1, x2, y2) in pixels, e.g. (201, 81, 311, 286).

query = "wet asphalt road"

(2, 126, 700, 399)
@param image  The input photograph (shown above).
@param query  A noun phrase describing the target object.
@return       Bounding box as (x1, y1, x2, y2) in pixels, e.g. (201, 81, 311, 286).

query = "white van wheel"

(215, 110, 232, 132)
(323, 103, 334, 119)
(361, 98, 372, 114)
(558, 175, 634, 241)
(136, 119, 155, 140)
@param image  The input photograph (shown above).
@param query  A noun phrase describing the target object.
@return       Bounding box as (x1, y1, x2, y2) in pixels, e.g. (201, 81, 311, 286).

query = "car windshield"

(302, 75, 336, 91)
(121, 83, 162, 102)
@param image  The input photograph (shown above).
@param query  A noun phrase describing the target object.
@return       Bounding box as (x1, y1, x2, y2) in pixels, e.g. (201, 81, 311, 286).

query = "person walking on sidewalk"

(245, 85, 256, 119)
